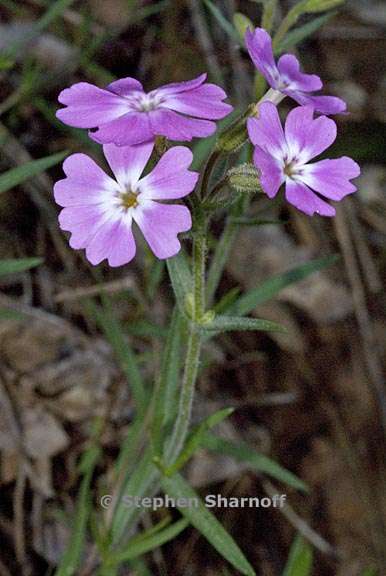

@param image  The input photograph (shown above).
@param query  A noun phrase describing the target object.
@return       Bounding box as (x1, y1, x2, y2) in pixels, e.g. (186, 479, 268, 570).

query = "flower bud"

(216, 105, 255, 153)
(227, 163, 262, 194)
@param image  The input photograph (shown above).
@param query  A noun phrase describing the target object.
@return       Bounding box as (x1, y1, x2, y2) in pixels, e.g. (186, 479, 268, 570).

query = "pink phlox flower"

(245, 27, 346, 115)
(56, 74, 233, 146)
(54, 142, 198, 266)
(247, 102, 360, 217)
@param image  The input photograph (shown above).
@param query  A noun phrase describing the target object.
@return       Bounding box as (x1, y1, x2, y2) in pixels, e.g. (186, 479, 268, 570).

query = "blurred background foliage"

(0, 0, 385, 575)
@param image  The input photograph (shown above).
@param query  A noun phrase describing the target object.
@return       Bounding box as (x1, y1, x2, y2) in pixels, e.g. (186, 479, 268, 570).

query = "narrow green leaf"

(161, 474, 255, 576)
(233, 12, 254, 43)
(213, 287, 241, 315)
(124, 319, 167, 339)
(125, 516, 172, 545)
(152, 307, 184, 455)
(0, 151, 67, 194)
(112, 518, 189, 564)
(202, 434, 308, 492)
(0, 257, 42, 277)
(282, 535, 313, 576)
(303, 0, 344, 13)
(166, 250, 192, 316)
(33, 0, 78, 34)
(262, 0, 278, 31)
(146, 259, 165, 301)
(54, 473, 92, 576)
(276, 12, 335, 53)
(202, 315, 287, 334)
(88, 297, 146, 418)
(203, 0, 240, 43)
(114, 414, 149, 483)
(55, 426, 101, 576)
(111, 449, 160, 544)
(230, 255, 339, 317)
(165, 407, 234, 475)
(272, 0, 340, 49)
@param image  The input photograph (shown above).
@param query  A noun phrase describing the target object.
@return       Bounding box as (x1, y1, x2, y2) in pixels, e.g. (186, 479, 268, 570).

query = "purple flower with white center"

(56, 74, 233, 146)
(54, 143, 198, 266)
(245, 27, 346, 115)
(247, 102, 360, 217)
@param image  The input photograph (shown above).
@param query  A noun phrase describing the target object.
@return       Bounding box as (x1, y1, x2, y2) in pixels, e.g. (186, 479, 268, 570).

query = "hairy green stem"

(166, 326, 202, 464)
(166, 223, 207, 464)
(193, 222, 206, 320)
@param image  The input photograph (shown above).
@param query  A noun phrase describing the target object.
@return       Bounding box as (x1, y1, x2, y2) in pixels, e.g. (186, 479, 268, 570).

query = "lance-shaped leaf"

(203, 0, 240, 43)
(161, 474, 255, 576)
(111, 448, 160, 544)
(165, 407, 234, 476)
(111, 518, 189, 564)
(229, 255, 339, 317)
(282, 535, 313, 576)
(202, 315, 286, 334)
(201, 434, 308, 492)
(0, 151, 67, 194)
(89, 296, 146, 418)
(166, 250, 193, 316)
(303, 0, 344, 13)
(233, 12, 254, 43)
(0, 257, 43, 277)
(277, 12, 335, 53)
(55, 424, 101, 576)
(151, 307, 185, 455)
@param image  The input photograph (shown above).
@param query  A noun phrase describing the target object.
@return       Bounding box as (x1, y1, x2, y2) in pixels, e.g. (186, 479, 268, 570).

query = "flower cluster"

(54, 26, 360, 266)
(245, 28, 359, 217)
(55, 74, 231, 265)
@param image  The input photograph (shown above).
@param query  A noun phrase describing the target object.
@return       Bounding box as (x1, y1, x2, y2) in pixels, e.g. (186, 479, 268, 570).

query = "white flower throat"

(283, 156, 304, 180)
(125, 91, 164, 113)
(117, 186, 143, 212)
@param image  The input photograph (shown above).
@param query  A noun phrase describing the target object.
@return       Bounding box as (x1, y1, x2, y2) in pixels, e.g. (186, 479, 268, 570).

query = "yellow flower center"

(120, 190, 139, 210)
